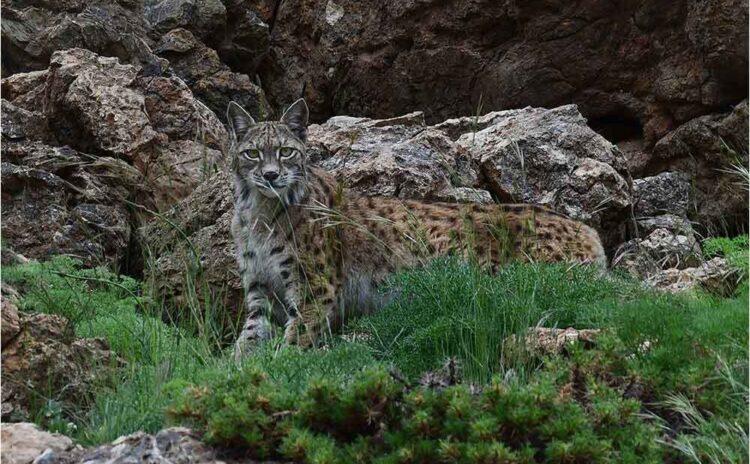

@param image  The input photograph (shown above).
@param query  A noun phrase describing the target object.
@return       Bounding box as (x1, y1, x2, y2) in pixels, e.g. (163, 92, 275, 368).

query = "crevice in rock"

(588, 114, 644, 144)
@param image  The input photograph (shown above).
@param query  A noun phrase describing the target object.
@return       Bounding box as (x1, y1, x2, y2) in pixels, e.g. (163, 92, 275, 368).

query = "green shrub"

(169, 348, 666, 463)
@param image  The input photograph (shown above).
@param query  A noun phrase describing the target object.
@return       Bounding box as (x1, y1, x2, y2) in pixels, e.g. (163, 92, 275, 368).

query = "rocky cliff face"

(252, 0, 747, 139)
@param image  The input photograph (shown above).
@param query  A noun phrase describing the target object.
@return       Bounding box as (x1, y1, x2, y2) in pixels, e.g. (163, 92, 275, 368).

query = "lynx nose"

(262, 171, 279, 182)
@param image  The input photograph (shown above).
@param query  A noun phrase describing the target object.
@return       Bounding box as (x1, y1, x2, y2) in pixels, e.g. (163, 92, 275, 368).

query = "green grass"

(2, 257, 380, 444)
(3, 251, 748, 462)
(703, 234, 749, 275)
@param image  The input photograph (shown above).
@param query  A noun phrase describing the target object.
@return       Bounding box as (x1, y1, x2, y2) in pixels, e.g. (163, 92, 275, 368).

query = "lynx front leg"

(283, 281, 337, 348)
(233, 285, 273, 362)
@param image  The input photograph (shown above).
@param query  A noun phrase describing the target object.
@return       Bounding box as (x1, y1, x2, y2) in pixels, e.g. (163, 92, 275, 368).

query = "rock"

(506, 327, 601, 357)
(53, 428, 224, 464)
(44, 48, 159, 158)
(0, 423, 75, 464)
(154, 28, 270, 122)
(138, 140, 223, 210)
(1, 310, 118, 423)
(647, 257, 742, 296)
(636, 214, 696, 238)
(0, 100, 53, 143)
(1, 141, 141, 268)
(139, 170, 240, 317)
(1, 1, 157, 75)
(217, 1, 270, 74)
(652, 100, 749, 233)
(145, 0, 226, 42)
(310, 112, 484, 202)
(456, 105, 631, 248)
(1, 49, 231, 264)
(633, 172, 691, 218)
(137, 74, 228, 149)
(614, 228, 701, 278)
(257, 0, 747, 143)
(1, 291, 21, 349)
(0, 70, 49, 109)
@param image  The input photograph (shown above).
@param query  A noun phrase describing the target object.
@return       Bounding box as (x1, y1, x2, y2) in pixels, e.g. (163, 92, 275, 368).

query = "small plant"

(169, 352, 665, 463)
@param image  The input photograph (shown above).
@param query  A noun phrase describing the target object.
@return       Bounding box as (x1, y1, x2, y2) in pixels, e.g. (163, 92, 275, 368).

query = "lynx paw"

(283, 318, 317, 348)
(233, 318, 272, 362)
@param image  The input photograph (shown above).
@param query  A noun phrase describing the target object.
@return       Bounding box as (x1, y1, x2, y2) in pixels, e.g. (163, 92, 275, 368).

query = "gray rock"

(256, 0, 747, 145)
(633, 171, 691, 218)
(145, 0, 227, 41)
(1, 1, 157, 75)
(217, 2, 270, 74)
(0, 70, 49, 111)
(311, 112, 483, 202)
(0, 423, 76, 464)
(139, 170, 240, 318)
(60, 428, 222, 463)
(614, 228, 701, 278)
(0, 100, 52, 143)
(44, 48, 159, 158)
(647, 257, 742, 296)
(636, 214, 696, 238)
(652, 100, 749, 233)
(457, 105, 631, 248)
(1, 142, 141, 268)
(154, 28, 270, 122)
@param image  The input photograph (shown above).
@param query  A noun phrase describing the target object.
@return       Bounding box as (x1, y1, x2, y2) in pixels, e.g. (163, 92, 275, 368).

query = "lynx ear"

(280, 98, 309, 141)
(226, 101, 255, 142)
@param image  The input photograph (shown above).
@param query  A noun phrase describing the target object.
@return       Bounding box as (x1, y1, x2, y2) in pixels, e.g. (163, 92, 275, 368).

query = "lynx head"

(227, 99, 309, 201)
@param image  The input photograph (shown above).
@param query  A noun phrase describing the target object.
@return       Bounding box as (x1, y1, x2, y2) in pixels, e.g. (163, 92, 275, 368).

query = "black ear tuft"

(226, 101, 256, 143)
(280, 98, 309, 141)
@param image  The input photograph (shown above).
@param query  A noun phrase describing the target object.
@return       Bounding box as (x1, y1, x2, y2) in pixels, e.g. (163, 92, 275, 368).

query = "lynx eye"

(279, 147, 297, 159)
(243, 149, 261, 160)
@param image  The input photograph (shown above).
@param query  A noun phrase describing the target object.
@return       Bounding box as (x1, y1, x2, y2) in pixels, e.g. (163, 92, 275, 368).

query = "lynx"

(227, 100, 606, 360)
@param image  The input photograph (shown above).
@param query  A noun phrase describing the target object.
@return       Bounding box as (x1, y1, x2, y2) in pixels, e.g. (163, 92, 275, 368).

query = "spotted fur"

(227, 100, 606, 360)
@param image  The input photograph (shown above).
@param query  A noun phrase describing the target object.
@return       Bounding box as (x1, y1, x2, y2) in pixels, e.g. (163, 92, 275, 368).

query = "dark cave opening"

(588, 114, 644, 144)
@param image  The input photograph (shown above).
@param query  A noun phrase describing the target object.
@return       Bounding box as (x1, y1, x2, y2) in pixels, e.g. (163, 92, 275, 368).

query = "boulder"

(153, 28, 270, 122)
(0, 99, 53, 144)
(1, 141, 141, 268)
(652, 100, 749, 233)
(44, 48, 159, 158)
(0, 423, 76, 464)
(1, 311, 118, 423)
(633, 172, 691, 218)
(1, 0, 158, 75)
(455, 105, 631, 247)
(614, 228, 701, 279)
(1, 49, 231, 264)
(216, 0, 270, 74)
(145, 0, 226, 42)
(636, 214, 696, 238)
(51, 428, 221, 464)
(139, 170, 240, 318)
(310, 112, 487, 202)
(647, 257, 742, 296)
